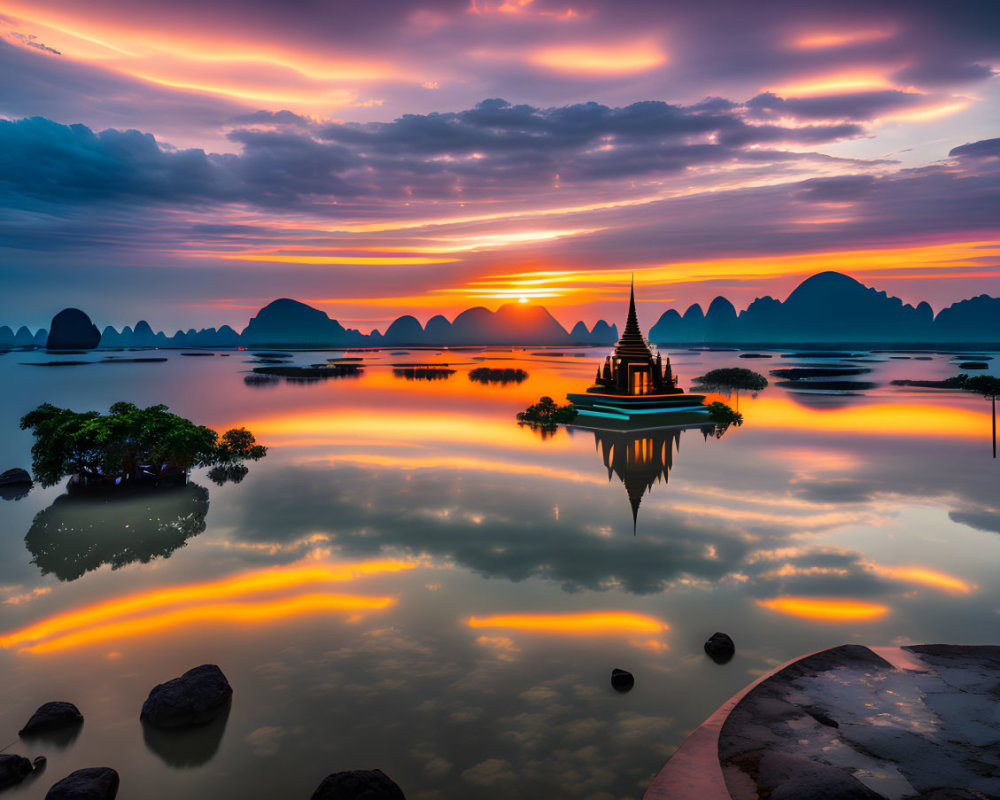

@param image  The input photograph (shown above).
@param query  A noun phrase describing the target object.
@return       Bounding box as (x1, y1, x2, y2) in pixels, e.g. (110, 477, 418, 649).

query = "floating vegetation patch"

(776, 380, 878, 391)
(252, 352, 293, 358)
(393, 366, 456, 381)
(892, 376, 969, 389)
(738, 353, 772, 359)
(957, 361, 990, 369)
(99, 358, 168, 364)
(770, 367, 871, 380)
(531, 351, 564, 356)
(22, 361, 93, 367)
(251, 364, 362, 379)
(243, 374, 281, 387)
(181, 352, 215, 357)
(328, 357, 364, 363)
(780, 352, 864, 359)
(469, 367, 529, 385)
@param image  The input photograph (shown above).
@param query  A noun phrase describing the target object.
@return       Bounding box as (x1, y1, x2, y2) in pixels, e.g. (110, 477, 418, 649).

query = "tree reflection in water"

(25, 483, 210, 581)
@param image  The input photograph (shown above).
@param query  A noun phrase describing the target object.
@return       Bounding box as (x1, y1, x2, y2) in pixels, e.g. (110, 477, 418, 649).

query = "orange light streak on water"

(0, 560, 415, 650)
(747, 396, 988, 439)
(864, 564, 974, 595)
(757, 597, 890, 621)
(467, 611, 668, 635)
(22, 593, 396, 654)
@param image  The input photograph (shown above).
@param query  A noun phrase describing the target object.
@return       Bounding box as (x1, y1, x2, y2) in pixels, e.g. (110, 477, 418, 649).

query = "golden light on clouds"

(792, 29, 895, 50)
(770, 71, 899, 97)
(529, 41, 666, 75)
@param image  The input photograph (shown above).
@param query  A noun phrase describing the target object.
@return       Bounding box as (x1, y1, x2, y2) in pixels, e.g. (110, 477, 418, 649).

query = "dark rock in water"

(45, 767, 119, 800)
(0, 468, 31, 486)
(807, 710, 839, 728)
(611, 668, 634, 693)
(46, 309, 101, 350)
(20, 701, 84, 737)
(705, 632, 735, 663)
(310, 769, 406, 800)
(143, 700, 230, 768)
(140, 665, 232, 729)
(0, 468, 32, 499)
(0, 754, 33, 789)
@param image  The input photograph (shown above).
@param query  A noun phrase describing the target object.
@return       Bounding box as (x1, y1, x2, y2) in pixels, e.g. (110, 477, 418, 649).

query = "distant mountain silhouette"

(47, 308, 101, 349)
(18, 271, 997, 349)
(649, 271, 998, 344)
(240, 298, 365, 347)
(33, 300, 615, 349)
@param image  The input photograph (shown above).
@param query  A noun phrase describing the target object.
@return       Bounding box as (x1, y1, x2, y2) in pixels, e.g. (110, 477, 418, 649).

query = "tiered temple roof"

(588, 280, 682, 396)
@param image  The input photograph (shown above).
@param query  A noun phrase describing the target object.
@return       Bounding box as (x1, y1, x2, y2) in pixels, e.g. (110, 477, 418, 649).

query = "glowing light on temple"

(757, 597, 890, 622)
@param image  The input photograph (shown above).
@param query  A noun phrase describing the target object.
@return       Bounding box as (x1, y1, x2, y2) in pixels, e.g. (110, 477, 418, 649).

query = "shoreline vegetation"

(517, 396, 578, 428)
(19, 402, 267, 490)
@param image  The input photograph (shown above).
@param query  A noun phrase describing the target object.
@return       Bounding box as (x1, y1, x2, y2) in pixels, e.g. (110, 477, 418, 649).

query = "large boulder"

(45, 767, 118, 800)
(140, 664, 232, 729)
(0, 468, 31, 486)
(611, 668, 634, 693)
(704, 632, 735, 664)
(20, 701, 84, 737)
(0, 754, 33, 789)
(311, 769, 406, 800)
(46, 309, 101, 350)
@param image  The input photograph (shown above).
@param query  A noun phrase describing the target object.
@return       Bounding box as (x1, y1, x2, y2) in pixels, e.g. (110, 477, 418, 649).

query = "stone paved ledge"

(645, 644, 1000, 800)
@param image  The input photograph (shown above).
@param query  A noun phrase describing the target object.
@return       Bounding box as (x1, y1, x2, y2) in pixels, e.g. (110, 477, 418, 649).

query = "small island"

(20, 402, 267, 489)
(469, 367, 528, 384)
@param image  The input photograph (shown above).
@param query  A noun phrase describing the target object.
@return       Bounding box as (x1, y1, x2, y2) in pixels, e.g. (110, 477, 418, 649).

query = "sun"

(518, 297, 529, 303)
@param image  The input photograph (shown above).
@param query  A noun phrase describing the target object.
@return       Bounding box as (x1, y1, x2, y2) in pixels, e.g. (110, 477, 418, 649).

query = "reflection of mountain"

(591, 428, 684, 531)
(25, 484, 210, 581)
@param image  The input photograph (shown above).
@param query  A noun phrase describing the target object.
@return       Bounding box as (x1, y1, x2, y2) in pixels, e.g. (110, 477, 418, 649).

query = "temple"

(567, 281, 711, 429)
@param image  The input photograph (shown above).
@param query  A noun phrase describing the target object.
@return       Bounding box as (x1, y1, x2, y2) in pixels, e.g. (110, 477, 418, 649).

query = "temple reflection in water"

(586, 423, 720, 532)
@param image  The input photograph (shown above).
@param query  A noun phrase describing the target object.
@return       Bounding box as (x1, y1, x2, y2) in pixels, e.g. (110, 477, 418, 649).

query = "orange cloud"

(529, 41, 666, 75)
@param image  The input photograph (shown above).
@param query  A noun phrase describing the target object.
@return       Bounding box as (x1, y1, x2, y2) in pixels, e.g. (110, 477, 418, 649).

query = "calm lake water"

(0, 347, 998, 800)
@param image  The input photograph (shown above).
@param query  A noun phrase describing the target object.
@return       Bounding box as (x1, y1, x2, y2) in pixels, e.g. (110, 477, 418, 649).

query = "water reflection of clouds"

(219, 457, 990, 631)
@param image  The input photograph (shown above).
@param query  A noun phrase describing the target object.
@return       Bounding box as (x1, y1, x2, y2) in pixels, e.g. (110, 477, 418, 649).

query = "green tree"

(692, 367, 768, 410)
(516, 396, 578, 427)
(20, 402, 265, 487)
(215, 427, 268, 464)
(962, 375, 1000, 458)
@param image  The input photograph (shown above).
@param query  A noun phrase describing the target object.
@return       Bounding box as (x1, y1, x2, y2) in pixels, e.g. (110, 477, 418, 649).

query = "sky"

(1, 0, 999, 332)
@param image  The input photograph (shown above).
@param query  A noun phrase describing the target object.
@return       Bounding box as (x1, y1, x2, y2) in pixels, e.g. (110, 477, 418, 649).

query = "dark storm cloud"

(0, 100, 865, 211)
(229, 110, 312, 127)
(746, 91, 928, 122)
(949, 138, 1000, 159)
(792, 175, 878, 203)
